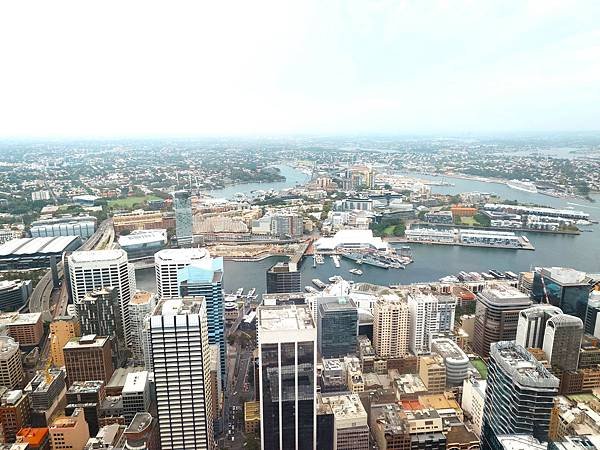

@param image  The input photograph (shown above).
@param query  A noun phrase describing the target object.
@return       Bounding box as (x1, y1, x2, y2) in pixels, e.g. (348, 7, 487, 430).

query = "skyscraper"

(266, 261, 301, 294)
(481, 341, 559, 450)
(173, 190, 193, 247)
(317, 298, 358, 359)
(373, 296, 410, 358)
(515, 304, 562, 349)
(150, 297, 214, 450)
(408, 292, 439, 355)
(473, 285, 532, 357)
(128, 291, 156, 364)
(258, 304, 316, 450)
(542, 314, 584, 371)
(531, 267, 594, 322)
(76, 287, 125, 366)
(584, 289, 600, 338)
(178, 256, 226, 387)
(67, 250, 136, 346)
(154, 247, 210, 299)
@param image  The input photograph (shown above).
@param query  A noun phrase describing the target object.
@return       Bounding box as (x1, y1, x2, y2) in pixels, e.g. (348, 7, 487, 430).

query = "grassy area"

(383, 225, 396, 235)
(107, 195, 160, 209)
(460, 216, 478, 226)
(471, 358, 488, 379)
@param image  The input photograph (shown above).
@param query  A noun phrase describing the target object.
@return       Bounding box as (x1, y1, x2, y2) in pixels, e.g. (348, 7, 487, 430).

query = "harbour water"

(136, 167, 600, 296)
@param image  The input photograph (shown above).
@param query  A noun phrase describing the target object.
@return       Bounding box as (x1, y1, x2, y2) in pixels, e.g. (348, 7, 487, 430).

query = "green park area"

(107, 195, 161, 209)
(471, 358, 488, 379)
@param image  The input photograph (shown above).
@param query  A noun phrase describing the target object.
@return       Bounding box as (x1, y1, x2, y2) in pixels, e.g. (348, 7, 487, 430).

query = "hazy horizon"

(1, 1, 599, 138)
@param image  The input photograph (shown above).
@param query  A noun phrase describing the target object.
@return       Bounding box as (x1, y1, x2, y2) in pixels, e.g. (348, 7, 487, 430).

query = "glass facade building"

(531, 267, 593, 322)
(178, 258, 226, 387)
(317, 298, 358, 359)
(481, 341, 559, 450)
(258, 305, 316, 450)
(173, 190, 193, 247)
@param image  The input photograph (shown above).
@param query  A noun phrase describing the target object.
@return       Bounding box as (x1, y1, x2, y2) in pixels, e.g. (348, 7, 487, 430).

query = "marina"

(403, 227, 535, 250)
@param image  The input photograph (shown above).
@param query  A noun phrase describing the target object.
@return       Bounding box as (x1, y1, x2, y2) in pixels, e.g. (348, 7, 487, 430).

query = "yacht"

(349, 268, 363, 275)
(507, 179, 537, 193)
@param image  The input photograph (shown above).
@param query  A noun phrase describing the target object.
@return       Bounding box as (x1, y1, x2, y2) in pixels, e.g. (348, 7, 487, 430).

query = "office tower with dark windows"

(68, 250, 136, 346)
(532, 267, 594, 322)
(173, 190, 193, 247)
(473, 285, 532, 357)
(150, 297, 214, 450)
(317, 298, 358, 359)
(266, 261, 301, 294)
(515, 304, 562, 349)
(258, 304, 316, 450)
(481, 341, 559, 450)
(178, 255, 226, 387)
(76, 287, 125, 367)
(542, 314, 584, 372)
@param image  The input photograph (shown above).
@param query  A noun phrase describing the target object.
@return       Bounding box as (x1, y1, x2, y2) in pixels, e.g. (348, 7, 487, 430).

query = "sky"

(0, 0, 599, 138)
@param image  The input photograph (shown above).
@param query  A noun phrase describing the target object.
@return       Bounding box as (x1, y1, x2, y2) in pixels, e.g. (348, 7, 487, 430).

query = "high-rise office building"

(178, 255, 226, 387)
(270, 213, 303, 238)
(317, 298, 358, 359)
(64, 335, 114, 386)
(584, 289, 600, 338)
(473, 285, 532, 357)
(150, 297, 214, 450)
(436, 296, 457, 333)
(173, 190, 193, 247)
(154, 247, 210, 298)
(76, 287, 125, 366)
(258, 304, 316, 450)
(542, 314, 584, 372)
(0, 336, 24, 389)
(128, 291, 156, 364)
(532, 267, 594, 322)
(49, 316, 81, 368)
(481, 341, 559, 450)
(408, 293, 439, 355)
(515, 305, 562, 349)
(68, 250, 136, 346)
(373, 296, 410, 358)
(266, 261, 301, 294)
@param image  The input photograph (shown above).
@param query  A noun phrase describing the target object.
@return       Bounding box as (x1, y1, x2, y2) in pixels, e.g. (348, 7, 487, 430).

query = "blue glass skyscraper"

(178, 256, 226, 386)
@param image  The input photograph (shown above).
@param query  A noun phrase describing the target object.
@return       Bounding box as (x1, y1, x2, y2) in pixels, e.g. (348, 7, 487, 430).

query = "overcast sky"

(1, 0, 599, 138)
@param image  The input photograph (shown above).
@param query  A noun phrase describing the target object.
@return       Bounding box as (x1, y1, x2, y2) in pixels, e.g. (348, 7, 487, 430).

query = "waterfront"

(137, 167, 600, 296)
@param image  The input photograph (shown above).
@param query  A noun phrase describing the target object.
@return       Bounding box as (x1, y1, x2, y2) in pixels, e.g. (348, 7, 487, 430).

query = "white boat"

(506, 179, 538, 193)
(349, 268, 363, 275)
(235, 288, 244, 296)
(331, 255, 341, 268)
(305, 286, 319, 293)
(312, 278, 327, 289)
(246, 288, 256, 298)
(328, 275, 343, 283)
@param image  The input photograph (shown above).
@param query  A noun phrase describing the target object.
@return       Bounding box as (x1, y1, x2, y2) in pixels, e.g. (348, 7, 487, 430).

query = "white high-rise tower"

(150, 297, 214, 450)
(67, 249, 136, 345)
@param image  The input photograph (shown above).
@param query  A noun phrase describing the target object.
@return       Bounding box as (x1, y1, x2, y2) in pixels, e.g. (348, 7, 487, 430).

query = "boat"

(315, 254, 325, 264)
(331, 255, 341, 268)
(506, 179, 538, 193)
(328, 275, 343, 283)
(246, 288, 256, 298)
(488, 270, 505, 279)
(505, 271, 518, 279)
(341, 252, 389, 268)
(312, 255, 317, 268)
(481, 272, 495, 280)
(349, 269, 363, 275)
(235, 288, 244, 296)
(305, 286, 319, 294)
(312, 278, 327, 289)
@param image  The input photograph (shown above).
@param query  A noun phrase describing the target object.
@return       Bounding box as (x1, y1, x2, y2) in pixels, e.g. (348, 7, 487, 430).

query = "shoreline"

(386, 237, 535, 251)
(411, 222, 581, 235)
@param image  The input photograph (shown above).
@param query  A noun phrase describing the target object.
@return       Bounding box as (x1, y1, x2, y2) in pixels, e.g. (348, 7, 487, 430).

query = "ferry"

(507, 179, 538, 193)
(305, 286, 319, 294)
(312, 278, 327, 289)
(331, 254, 341, 268)
(349, 268, 363, 275)
(328, 275, 343, 283)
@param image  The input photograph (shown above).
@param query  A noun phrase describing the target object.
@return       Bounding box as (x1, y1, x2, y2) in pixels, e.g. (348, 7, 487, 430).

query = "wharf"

(387, 237, 535, 251)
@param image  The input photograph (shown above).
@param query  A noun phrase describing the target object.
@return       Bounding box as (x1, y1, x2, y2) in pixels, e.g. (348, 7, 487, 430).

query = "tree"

(244, 434, 260, 450)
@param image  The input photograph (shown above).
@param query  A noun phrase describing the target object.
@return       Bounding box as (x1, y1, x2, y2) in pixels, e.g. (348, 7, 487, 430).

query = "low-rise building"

(0, 313, 44, 347)
(49, 409, 90, 450)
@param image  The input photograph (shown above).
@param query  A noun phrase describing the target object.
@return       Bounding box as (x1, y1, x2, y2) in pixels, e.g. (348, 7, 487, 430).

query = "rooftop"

(372, 403, 408, 434)
(496, 435, 547, 450)
(0, 236, 80, 256)
(320, 394, 367, 423)
(0, 312, 41, 326)
(118, 229, 166, 246)
(154, 247, 209, 264)
(67, 380, 104, 394)
(0, 336, 19, 355)
(122, 371, 149, 394)
(431, 338, 469, 364)
(154, 297, 204, 316)
(108, 367, 145, 391)
(69, 249, 126, 263)
(491, 341, 559, 389)
(64, 334, 109, 349)
(130, 290, 155, 305)
(258, 304, 314, 332)
(125, 412, 153, 435)
(541, 267, 591, 285)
